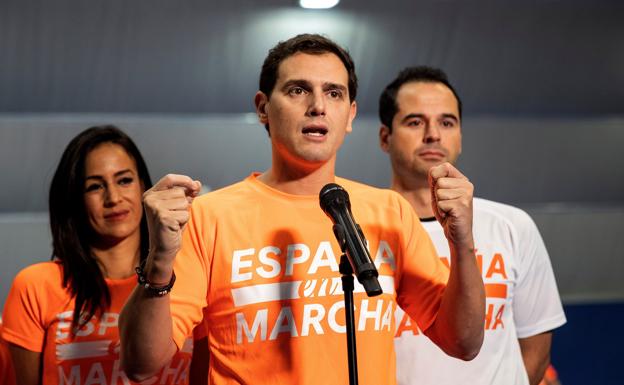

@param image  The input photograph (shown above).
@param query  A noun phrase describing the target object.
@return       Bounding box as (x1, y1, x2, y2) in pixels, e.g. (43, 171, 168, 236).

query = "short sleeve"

(170, 199, 212, 349)
(395, 195, 449, 333)
(1, 267, 49, 352)
(512, 211, 566, 338)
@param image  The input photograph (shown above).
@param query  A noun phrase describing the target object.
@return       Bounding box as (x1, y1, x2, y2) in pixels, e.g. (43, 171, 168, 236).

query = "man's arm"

(510, 206, 565, 384)
(519, 332, 552, 385)
(119, 174, 201, 381)
(422, 163, 485, 360)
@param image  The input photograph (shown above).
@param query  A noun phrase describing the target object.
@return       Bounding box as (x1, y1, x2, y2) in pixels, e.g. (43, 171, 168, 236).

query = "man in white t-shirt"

(378, 66, 567, 385)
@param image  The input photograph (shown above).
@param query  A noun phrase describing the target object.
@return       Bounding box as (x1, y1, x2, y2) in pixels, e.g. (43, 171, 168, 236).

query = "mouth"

(419, 149, 446, 158)
(104, 210, 130, 221)
(302, 125, 328, 137)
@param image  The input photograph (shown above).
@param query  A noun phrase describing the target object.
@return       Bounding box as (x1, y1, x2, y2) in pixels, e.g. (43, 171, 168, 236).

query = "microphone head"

(319, 183, 350, 214)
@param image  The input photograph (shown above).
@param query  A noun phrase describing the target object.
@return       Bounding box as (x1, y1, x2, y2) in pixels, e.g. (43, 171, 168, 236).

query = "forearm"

(119, 262, 177, 381)
(519, 333, 552, 385)
(120, 174, 202, 380)
(425, 242, 485, 360)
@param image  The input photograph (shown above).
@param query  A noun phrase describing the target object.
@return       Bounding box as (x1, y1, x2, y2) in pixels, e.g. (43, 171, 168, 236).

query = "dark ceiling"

(1, 0, 623, 116)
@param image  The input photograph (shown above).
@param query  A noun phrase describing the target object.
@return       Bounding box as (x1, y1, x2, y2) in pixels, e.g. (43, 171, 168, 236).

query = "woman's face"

(83, 143, 144, 244)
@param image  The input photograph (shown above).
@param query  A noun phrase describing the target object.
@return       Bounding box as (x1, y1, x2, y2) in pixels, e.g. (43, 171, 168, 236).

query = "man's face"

(380, 81, 462, 179)
(255, 52, 356, 169)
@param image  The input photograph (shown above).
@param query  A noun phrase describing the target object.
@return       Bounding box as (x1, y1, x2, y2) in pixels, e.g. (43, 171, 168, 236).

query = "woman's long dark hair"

(48, 125, 152, 331)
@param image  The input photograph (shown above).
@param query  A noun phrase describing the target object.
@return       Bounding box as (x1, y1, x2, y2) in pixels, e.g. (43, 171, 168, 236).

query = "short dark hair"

(379, 66, 462, 132)
(49, 125, 152, 332)
(259, 33, 358, 132)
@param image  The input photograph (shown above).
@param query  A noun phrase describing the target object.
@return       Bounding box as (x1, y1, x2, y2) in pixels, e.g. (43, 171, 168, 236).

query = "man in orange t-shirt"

(119, 34, 485, 385)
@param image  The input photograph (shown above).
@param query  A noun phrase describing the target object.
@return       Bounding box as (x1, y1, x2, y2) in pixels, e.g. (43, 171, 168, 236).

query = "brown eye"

(118, 177, 134, 186)
(85, 183, 102, 193)
(288, 87, 305, 96)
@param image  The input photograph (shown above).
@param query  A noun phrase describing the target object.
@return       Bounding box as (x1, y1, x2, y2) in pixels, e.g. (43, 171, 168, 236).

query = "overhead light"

(299, 0, 340, 9)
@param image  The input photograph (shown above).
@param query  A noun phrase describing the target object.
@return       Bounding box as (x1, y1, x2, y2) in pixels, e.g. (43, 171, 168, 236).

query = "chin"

(100, 225, 139, 242)
(299, 149, 335, 163)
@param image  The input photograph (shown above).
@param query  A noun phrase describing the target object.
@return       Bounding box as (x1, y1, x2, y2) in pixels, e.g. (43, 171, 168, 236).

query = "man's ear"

(379, 125, 391, 153)
(345, 101, 357, 134)
(254, 91, 269, 124)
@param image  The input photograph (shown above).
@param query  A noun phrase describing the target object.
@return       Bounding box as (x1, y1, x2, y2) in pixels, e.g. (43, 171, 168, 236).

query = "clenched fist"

(142, 174, 201, 284)
(428, 163, 474, 249)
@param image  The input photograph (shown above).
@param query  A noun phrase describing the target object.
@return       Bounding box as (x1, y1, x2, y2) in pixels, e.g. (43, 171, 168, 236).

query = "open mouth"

(302, 126, 328, 137)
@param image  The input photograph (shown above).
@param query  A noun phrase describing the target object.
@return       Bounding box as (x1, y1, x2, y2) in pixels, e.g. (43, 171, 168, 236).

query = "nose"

(423, 123, 441, 144)
(104, 185, 122, 207)
(306, 91, 326, 117)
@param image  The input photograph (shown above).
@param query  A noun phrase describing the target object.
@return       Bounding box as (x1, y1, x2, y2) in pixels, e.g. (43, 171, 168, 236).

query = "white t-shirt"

(394, 198, 567, 385)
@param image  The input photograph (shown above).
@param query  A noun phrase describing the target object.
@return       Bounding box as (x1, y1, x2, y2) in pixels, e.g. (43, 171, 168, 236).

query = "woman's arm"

(8, 344, 41, 385)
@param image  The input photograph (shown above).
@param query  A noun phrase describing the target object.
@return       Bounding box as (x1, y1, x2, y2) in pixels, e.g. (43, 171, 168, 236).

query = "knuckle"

(143, 194, 155, 207)
(162, 174, 176, 186)
(157, 210, 172, 224)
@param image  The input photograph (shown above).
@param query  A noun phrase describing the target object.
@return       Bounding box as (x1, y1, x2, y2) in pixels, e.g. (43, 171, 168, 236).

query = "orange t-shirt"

(169, 174, 449, 385)
(2, 261, 193, 385)
(0, 323, 16, 385)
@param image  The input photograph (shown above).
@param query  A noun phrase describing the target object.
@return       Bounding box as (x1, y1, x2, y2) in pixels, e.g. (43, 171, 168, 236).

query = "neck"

(90, 230, 141, 279)
(390, 172, 434, 219)
(258, 154, 337, 196)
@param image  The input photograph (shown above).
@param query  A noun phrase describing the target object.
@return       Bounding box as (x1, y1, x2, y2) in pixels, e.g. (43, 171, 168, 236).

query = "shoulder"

(12, 261, 63, 289)
(473, 197, 536, 230)
(337, 177, 407, 208)
(190, 179, 252, 212)
(197, 179, 250, 201)
(336, 178, 419, 234)
(6, 261, 66, 316)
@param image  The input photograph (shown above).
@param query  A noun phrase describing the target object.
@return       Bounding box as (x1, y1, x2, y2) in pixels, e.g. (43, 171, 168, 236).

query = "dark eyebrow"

(323, 83, 347, 92)
(85, 169, 134, 181)
(280, 79, 312, 92)
(440, 113, 460, 123)
(280, 80, 348, 94)
(401, 113, 425, 125)
(401, 113, 459, 124)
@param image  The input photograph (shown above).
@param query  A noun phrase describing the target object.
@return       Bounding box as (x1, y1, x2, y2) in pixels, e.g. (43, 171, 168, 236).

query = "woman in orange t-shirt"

(1, 126, 193, 385)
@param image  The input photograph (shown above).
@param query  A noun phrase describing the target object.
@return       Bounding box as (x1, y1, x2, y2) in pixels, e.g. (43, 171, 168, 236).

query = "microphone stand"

(333, 224, 359, 385)
(340, 252, 359, 385)
(321, 183, 382, 385)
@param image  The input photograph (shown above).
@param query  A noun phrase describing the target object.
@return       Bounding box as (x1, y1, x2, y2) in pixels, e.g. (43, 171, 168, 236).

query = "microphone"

(319, 183, 382, 297)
